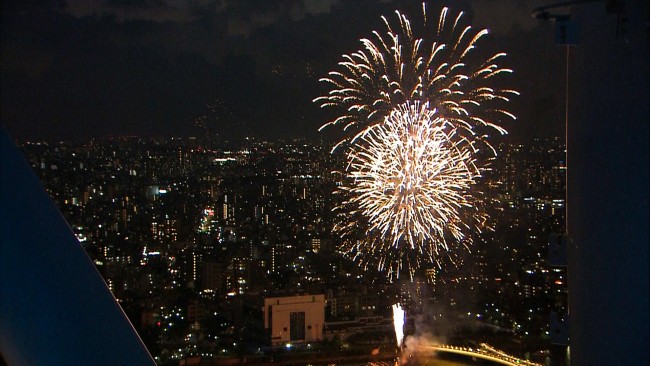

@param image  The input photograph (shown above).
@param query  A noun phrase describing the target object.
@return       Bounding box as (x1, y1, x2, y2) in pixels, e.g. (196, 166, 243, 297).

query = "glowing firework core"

(392, 303, 405, 348)
(347, 102, 479, 249)
(336, 102, 487, 278)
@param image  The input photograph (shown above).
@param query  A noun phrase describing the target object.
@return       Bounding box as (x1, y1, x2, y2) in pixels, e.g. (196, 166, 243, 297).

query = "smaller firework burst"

(314, 4, 518, 154)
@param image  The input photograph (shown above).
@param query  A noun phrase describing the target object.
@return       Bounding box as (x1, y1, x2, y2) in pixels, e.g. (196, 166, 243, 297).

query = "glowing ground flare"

(392, 303, 405, 348)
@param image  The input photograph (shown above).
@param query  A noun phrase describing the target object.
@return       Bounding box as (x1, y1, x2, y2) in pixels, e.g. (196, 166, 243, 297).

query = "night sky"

(0, 0, 634, 142)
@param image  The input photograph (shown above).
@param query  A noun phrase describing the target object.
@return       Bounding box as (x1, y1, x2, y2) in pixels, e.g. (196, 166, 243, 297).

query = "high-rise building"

(310, 238, 321, 253)
(201, 261, 224, 295)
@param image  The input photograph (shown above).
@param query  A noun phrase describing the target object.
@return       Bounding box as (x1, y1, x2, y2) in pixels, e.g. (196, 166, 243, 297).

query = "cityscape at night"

(17, 135, 568, 365)
(1, 1, 647, 365)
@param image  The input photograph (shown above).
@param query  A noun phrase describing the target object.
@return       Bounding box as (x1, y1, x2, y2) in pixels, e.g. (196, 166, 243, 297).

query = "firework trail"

(335, 102, 487, 278)
(315, 4, 517, 153)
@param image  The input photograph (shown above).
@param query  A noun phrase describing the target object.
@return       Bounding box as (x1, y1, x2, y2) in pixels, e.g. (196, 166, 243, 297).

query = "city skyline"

(12, 134, 568, 364)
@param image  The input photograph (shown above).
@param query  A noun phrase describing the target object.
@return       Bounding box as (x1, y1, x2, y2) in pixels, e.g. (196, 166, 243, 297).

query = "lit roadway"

(176, 343, 543, 365)
(418, 343, 543, 366)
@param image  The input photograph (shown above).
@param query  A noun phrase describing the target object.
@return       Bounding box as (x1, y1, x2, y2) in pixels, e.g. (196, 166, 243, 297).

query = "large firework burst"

(315, 4, 517, 153)
(335, 102, 488, 278)
(316, 4, 515, 279)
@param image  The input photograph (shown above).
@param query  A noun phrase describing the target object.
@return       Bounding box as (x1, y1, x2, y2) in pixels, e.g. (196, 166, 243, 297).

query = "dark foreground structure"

(565, 1, 649, 365)
(0, 128, 155, 365)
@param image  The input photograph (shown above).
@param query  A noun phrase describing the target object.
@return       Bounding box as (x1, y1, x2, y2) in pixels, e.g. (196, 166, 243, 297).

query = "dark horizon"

(2, 0, 574, 143)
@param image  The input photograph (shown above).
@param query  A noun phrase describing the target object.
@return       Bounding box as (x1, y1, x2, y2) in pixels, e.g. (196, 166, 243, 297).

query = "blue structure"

(0, 128, 155, 365)
(566, 2, 649, 365)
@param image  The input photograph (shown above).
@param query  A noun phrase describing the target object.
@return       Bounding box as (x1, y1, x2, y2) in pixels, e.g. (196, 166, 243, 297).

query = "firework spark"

(315, 4, 517, 153)
(335, 102, 487, 278)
